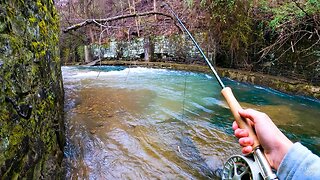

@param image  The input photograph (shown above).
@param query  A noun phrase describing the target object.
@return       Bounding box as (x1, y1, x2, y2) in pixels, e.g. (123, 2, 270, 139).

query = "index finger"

(232, 121, 239, 130)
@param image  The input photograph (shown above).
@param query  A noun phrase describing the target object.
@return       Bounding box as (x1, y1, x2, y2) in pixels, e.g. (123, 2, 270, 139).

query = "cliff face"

(0, 1, 64, 178)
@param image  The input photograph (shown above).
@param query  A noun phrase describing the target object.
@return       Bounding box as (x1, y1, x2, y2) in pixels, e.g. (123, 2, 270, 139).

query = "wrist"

(273, 136, 293, 170)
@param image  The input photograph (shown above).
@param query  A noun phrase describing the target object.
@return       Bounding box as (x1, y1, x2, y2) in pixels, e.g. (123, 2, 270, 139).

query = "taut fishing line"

(96, 20, 110, 78)
(181, 70, 188, 120)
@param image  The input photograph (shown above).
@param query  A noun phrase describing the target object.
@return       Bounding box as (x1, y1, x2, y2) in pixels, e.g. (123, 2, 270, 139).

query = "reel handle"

(221, 87, 260, 149)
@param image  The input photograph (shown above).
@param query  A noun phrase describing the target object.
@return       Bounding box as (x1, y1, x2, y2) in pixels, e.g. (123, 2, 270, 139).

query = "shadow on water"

(176, 134, 216, 179)
(160, 117, 220, 179)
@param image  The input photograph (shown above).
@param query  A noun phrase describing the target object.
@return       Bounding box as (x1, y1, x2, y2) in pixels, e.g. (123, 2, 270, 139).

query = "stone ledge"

(218, 68, 320, 100)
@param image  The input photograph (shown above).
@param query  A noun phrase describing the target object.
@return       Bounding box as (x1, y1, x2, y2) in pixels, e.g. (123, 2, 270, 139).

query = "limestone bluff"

(0, 0, 64, 178)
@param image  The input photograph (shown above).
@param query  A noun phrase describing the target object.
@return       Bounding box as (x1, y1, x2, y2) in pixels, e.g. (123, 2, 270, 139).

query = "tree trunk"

(154, 0, 157, 21)
(133, 0, 140, 37)
(85, 45, 92, 63)
(85, 0, 95, 43)
(144, 36, 154, 62)
(212, 39, 217, 66)
(88, 27, 95, 43)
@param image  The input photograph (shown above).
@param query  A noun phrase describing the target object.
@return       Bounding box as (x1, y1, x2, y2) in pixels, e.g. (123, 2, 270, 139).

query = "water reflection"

(62, 66, 320, 179)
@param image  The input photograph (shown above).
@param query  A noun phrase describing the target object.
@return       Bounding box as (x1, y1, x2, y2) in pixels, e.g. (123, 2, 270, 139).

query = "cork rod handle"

(221, 87, 260, 149)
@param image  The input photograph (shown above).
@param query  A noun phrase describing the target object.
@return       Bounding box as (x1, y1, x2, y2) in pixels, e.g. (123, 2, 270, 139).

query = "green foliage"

(188, 0, 260, 67)
(265, 0, 320, 29)
(268, 2, 301, 29)
(306, 0, 320, 13)
(222, 1, 254, 49)
(76, 45, 85, 62)
(185, 0, 319, 79)
(58, 28, 87, 64)
(184, 0, 194, 8)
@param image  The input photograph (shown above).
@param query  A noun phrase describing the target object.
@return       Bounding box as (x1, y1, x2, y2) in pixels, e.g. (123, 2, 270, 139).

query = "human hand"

(232, 109, 293, 170)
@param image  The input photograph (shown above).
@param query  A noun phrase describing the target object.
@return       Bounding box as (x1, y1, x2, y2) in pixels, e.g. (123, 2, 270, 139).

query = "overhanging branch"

(63, 11, 178, 33)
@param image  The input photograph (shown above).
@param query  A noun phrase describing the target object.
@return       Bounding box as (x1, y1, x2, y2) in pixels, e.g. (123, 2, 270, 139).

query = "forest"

(56, 0, 320, 85)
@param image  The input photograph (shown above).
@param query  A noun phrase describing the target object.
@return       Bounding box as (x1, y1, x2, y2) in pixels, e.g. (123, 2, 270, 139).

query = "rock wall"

(0, 1, 64, 178)
(90, 34, 210, 63)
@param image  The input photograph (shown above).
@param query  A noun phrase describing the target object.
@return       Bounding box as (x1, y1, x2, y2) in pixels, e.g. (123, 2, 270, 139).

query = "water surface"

(62, 66, 320, 179)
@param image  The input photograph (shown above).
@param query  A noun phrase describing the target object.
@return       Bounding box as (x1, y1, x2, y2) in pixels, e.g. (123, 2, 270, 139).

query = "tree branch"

(63, 11, 176, 33)
(293, 0, 311, 19)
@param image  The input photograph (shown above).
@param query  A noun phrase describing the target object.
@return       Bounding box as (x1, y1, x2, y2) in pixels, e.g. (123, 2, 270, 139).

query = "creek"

(62, 66, 320, 179)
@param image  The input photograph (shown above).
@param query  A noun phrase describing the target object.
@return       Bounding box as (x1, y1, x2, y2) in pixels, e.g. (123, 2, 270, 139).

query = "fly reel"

(222, 154, 263, 180)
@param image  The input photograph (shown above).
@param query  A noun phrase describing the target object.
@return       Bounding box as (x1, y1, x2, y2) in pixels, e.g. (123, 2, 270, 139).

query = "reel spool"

(222, 155, 263, 180)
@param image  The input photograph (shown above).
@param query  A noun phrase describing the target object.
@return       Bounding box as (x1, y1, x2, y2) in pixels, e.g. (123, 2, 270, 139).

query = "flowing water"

(62, 66, 320, 179)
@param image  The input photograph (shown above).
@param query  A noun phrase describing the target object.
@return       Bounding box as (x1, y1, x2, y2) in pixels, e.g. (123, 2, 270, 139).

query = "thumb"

(238, 109, 259, 121)
(238, 109, 258, 125)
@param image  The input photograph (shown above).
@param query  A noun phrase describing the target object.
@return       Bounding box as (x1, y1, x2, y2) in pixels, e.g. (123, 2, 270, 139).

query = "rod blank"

(162, 2, 225, 89)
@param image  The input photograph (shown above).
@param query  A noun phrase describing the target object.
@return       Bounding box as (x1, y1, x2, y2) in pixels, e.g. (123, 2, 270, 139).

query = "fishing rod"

(162, 2, 278, 180)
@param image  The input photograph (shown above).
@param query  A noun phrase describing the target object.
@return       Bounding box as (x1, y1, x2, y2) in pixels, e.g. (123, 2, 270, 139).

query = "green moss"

(0, 0, 64, 178)
(38, 20, 47, 35)
(36, 1, 42, 8)
(28, 17, 37, 24)
(9, 125, 24, 146)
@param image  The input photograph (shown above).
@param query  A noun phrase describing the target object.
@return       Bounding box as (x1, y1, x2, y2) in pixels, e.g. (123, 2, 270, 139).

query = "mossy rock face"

(0, 0, 64, 178)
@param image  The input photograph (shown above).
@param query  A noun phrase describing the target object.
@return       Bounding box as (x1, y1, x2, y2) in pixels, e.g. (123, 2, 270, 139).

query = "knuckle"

(260, 112, 269, 119)
(247, 108, 254, 113)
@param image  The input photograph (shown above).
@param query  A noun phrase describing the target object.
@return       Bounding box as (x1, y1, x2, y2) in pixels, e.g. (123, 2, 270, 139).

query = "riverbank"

(79, 60, 319, 100)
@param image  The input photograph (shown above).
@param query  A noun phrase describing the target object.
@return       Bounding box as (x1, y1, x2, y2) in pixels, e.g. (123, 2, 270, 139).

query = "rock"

(90, 130, 97, 134)
(128, 122, 137, 128)
(0, 0, 64, 178)
(97, 123, 104, 127)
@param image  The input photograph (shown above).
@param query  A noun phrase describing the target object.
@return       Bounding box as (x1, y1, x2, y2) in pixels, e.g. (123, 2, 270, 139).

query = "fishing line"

(124, 67, 131, 81)
(96, 21, 121, 79)
(181, 71, 188, 120)
(96, 21, 109, 78)
(97, 19, 132, 82)
(124, 60, 132, 82)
